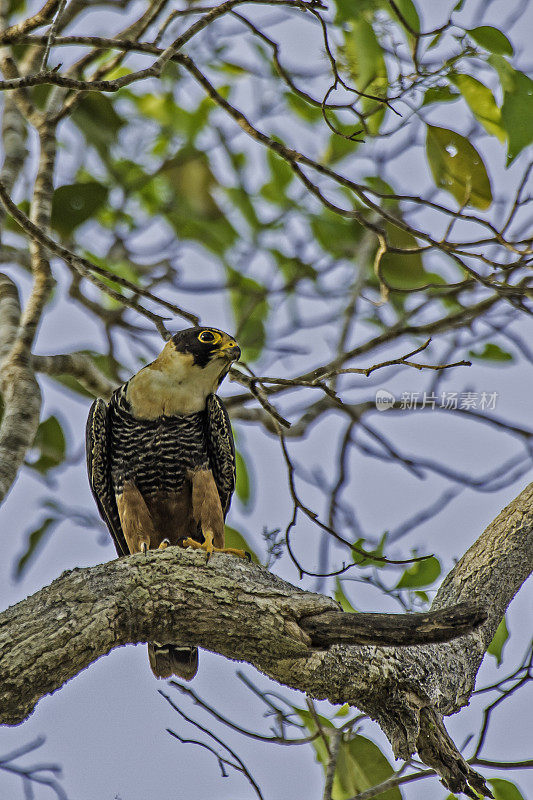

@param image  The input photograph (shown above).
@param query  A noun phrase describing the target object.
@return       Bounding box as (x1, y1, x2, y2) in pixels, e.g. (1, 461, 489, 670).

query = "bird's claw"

(182, 533, 248, 563)
(158, 539, 170, 550)
(140, 542, 148, 555)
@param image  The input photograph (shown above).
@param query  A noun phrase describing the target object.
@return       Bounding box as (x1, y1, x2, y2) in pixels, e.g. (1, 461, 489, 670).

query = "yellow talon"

(184, 530, 214, 562)
(183, 530, 248, 562)
(158, 539, 170, 550)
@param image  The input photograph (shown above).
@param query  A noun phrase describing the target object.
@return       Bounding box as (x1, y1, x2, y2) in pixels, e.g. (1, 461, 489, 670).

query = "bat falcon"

(86, 327, 244, 680)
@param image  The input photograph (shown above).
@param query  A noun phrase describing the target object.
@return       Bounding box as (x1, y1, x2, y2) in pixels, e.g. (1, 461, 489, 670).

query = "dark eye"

(198, 331, 215, 343)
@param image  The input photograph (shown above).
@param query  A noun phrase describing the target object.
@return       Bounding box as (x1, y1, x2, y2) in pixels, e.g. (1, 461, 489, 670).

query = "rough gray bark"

(0, 275, 42, 504)
(31, 353, 116, 399)
(0, 483, 531, 796)
(0, 119, 56, 504)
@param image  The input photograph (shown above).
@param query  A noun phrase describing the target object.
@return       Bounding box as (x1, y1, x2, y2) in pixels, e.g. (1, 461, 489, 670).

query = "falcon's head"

(170, 327, 240, 378)
(128, 327, 240, 418)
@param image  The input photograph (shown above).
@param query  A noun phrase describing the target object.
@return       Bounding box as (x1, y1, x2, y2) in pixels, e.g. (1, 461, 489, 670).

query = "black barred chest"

(109, 406, 210, 496)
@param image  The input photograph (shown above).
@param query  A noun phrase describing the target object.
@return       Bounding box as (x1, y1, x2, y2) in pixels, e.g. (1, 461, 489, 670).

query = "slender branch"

(0, 179, 199, 331)
(322, 727, 341, 800)
(40, 0, 68, 70)
(170, 680, 317, 745)
(0, 0, 62, 43)
(346, 768, 433, 800)
(0, 736, 68, 800)
(162, 692, 265, 800)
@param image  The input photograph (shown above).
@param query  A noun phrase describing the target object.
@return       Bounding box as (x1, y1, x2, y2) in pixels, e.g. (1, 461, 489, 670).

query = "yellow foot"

(183, 530, 250, 563)
(158, 539, 170, 550)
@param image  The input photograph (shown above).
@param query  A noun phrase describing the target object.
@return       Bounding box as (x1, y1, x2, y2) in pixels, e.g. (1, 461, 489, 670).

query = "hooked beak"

(218, 342, 241, 362)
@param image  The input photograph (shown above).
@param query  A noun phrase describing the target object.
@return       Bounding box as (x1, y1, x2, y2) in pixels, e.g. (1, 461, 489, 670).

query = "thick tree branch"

(1, 483, 531, 796)
(0, 273, 20, 363)
(0, 118, 57, 505)
(0, 275, 41, 504)
(0, 551, 486, 727)
(0, 95, 27, 234)
(32, 352, 116, 398)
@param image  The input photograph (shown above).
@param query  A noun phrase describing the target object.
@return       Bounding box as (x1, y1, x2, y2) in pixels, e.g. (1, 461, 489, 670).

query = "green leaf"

(469, 343, 513, 362)
(450, 74, 505, 142)
(296, 708, 335, 733)
(8, 0, 26, 15)
(334, 703, 350, 718)
(224, 525, 259, 562)
(133, 92, 212, 143)
(351, 533, 388, 568)
(71, 93, 124, 158)
(334, 0, 377, 24)
(156, 148, 237, 253)
(31, 82, 53, 110)
(334, 735, 402, 800)
(260, 148, 294, 205)
(396, 556, 441, 589)
(500, 70, 533, 165)
(14, 516, 58, 579)
(487, 54, 516, 92)
(426, 125, 493, 209)
(3, 199, 30, 236)
(224, 186, 261, 231)
(386, 0, 420, 36)
(334, 578, 358, 613)
(26, 415, 66, 475)
(467, 26, 514, 56)
(365, 176, 398, 209)
(79, 253, 141, 308)
(286, 92, 322, 122)
(422, 85, 460, 106)
(427, 30, 444, 50)
(298, 713, 402, 800)
(158, 150, 222, 219)
(379, 223, 427, 289)
(310, 210, 364, 259)
(133, 92, 180, 127)
(234, 450, 251, 506)
(343, 19, 388, 135)
(228, 268, 268, 362)
(51, 182, 109, 236)
(489, 779, 526, 800)
(295, 708, 335, 767)
(272, 250, 318, 287)
(323, 123, 361, 164)
(215, 60, 247, 76)
(487, 616, 509, 666)
(487, 54, 533, 164)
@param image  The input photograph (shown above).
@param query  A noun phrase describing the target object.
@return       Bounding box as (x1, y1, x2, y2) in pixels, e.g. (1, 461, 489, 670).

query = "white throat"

(127, 355, 227, 419)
